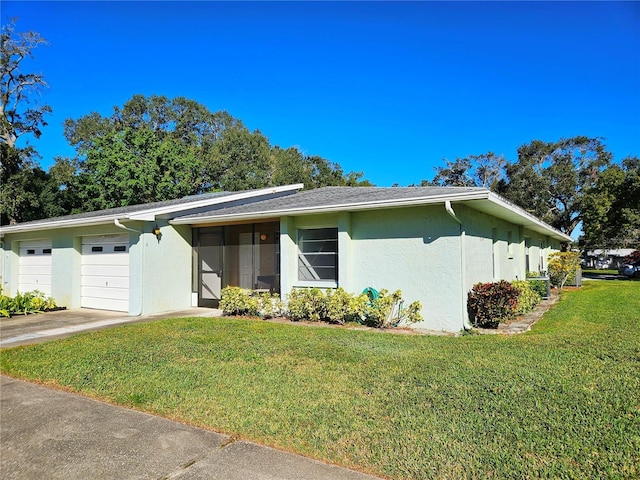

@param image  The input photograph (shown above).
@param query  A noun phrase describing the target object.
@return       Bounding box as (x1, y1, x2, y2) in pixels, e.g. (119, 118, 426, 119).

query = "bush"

(0, 289, 58, 317)
(286, 288, 327, 322)
(325, 288, 368, 325)
(548, 251, 581, 289)
(255, 292, 283, 319)
(219, 286, 259, 316)
(511, 280, 541, 314)
(467, 281, 519, 328)
(361, 289, 423, 328)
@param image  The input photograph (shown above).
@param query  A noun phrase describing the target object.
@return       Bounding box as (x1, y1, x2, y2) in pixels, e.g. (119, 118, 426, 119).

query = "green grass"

(2, 282, 639, 479)
(582, 268, 621, 275)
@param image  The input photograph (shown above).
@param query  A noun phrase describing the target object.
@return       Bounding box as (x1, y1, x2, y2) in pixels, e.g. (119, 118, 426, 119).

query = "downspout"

(114, 219, 144, 316)
(445, 201, 472, 331)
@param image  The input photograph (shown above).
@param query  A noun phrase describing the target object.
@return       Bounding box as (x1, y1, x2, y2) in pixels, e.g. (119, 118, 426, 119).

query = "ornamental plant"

(219, 286, 259, 316)
(0, 289, 58, 317)
(511, 280, 541, 314)
(325, 288, 368, 325)
(286, 288, 327, 322)
(548, 251, 581, 289)
(467, 281, 519, 328)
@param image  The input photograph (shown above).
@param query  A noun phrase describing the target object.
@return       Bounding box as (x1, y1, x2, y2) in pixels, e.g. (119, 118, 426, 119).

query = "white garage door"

(19, 240, 52, 296)
(81, 235, 130, 312)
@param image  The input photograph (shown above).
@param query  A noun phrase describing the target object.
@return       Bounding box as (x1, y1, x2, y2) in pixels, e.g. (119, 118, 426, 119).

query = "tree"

(63, 95, 242, 210)
(0, 19, 52, 224)
(581, 157, 640, 249)
(429, 152, 506, 188)
(497, 137, 611, 237)
(64, 94, 374, 211)
(0, 143, 49, 223)
(0, 18, 51, 148)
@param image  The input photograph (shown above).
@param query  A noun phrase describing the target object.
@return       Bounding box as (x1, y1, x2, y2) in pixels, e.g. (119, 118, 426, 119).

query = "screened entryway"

(193, 222, 280, 307)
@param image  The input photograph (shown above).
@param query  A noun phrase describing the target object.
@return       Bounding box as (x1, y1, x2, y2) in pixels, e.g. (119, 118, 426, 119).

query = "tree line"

(1, 19, 638, 251)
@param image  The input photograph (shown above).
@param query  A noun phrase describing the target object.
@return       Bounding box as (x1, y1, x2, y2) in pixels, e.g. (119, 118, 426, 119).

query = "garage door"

(19, 240, 52, 296)
(81, 235, 130, 312)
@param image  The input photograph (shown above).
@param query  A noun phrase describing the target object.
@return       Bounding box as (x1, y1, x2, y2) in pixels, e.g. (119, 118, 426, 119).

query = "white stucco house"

(0, 184, 571, 332)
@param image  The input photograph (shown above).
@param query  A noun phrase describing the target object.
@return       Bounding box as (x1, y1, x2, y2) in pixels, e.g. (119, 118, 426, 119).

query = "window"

(92, 246, 103, 252)
(114, 245, 127, 252)
(507, 231, 513, 258)
(43, 248, 52, 254)
(298, 228, 338, 282)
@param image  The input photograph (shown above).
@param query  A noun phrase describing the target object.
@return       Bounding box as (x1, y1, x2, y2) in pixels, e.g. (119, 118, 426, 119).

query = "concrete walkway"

(0, 376, 380, 480)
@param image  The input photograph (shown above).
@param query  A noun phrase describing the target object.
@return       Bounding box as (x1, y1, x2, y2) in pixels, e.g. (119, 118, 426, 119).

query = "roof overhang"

(171, 189, 572, 243)
(0, 184, 303, 235)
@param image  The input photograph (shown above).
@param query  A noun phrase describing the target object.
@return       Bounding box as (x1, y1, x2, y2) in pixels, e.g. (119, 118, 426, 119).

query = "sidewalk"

(0, 375, 381, 480)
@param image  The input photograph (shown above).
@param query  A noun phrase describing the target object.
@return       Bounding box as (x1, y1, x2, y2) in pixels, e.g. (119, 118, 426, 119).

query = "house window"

(539, 240, 545, 272)
(507, 231, 513, 258)
(298, 228, 338, 282)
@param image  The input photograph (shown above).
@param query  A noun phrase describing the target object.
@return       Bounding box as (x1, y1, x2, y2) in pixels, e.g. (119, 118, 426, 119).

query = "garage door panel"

(19, 265, 52, 276)
(81, 253, 129, 266)
(81, 276, 129, 289)
(81, 297, 129, 312)
(81, 286, 129, 301)
(19, 240, 52, 297)
(81, 265, 129, 278)
(18, 256, 52, 267)
(81, 235, 130, 312)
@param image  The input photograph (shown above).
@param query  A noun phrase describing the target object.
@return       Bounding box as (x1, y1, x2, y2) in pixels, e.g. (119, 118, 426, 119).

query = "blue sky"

(4, 1, 640, 187)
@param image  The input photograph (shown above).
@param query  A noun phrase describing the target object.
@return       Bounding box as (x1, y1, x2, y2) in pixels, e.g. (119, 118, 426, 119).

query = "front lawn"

(1, 282, 639, 479)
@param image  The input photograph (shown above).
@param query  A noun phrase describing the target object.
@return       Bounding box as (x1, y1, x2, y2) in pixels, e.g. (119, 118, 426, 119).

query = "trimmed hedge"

(219, 286, 422, 328)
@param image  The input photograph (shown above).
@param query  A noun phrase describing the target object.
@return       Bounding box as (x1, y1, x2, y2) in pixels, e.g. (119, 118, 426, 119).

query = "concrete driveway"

(1, 310, 382, 480)
(0, 307, 221, 347)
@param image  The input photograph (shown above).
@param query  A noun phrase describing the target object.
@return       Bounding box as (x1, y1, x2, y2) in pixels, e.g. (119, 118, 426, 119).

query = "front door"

(199, 231, 223, 307)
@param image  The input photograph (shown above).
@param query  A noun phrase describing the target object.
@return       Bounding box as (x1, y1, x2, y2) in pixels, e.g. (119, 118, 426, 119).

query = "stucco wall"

(1, 221, 193, 316)
(140, 221, 192, 315)
(278, 203, 565, 333)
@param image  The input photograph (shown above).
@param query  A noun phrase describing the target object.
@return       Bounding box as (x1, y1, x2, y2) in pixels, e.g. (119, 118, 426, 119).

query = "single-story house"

(583, 249, 636, 269)
(0, 184, 572, 332)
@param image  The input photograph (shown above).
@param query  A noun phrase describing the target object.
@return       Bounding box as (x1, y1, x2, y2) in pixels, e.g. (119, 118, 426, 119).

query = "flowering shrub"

(467, 281, 519, 328)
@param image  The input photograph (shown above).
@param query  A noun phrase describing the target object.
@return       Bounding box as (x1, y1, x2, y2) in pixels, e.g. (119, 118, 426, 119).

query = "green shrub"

(362, 289, 423, 328)
(0, 290, 58, 317)
(527, 279, 548, 298)
(325, 288, 368, 325)
(467, 281, 519, 328)
(219, 286, 259, 316)
(548, 251, 581, 289)
(255, 292, 283, 319)
(286, 288, 327, 322)
(511, 280, 541, 314)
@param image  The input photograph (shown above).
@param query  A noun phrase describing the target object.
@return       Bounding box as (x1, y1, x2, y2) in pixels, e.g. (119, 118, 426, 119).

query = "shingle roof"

(176, 186, 486, 219)
(5, 191, 234, 228)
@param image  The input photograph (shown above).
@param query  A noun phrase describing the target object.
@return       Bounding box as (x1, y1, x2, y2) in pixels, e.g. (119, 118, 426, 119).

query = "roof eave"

(0, 183, 305, 235)
(171, 190, 492, 225)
